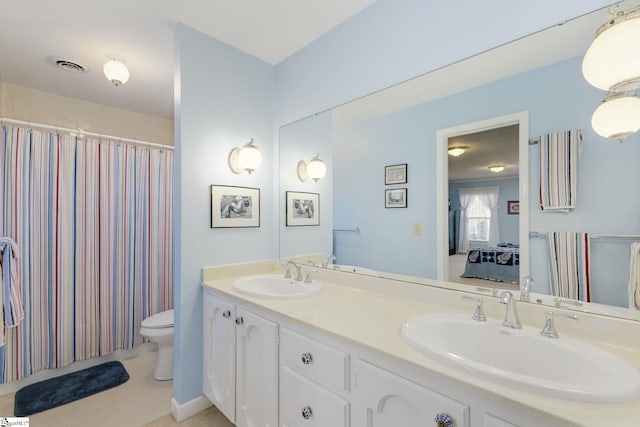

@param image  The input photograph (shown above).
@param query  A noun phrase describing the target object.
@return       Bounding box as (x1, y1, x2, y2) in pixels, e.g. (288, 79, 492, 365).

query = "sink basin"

(401, 313, 640, 403)
(232, 274, 322, 299)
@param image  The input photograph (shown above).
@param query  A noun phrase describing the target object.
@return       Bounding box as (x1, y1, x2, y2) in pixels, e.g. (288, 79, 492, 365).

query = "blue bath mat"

(14, 361, 129, 416)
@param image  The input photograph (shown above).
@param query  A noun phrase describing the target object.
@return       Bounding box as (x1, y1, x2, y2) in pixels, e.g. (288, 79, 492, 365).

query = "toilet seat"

(142, 309, 174, 329)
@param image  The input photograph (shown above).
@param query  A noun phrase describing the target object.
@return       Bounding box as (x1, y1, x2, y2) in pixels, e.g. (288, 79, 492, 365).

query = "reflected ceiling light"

(229, 138, 262, 174)
(591, 92, 640, 142)
(447, 146, 468, 157)
(582, 6, 640, 92)
(297, 154, 327, 182)
(103, 59, 130, 86)
(488, 165, 505, 173)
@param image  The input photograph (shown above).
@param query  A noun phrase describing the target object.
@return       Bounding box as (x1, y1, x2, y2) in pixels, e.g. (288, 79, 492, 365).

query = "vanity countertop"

(201, 260, 640, 427)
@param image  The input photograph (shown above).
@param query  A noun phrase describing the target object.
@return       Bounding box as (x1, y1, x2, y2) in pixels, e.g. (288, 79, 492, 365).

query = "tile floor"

(0, 351, 233, 427)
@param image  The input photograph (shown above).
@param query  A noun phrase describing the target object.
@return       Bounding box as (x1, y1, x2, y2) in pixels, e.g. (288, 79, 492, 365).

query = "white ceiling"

(0, 0, 374, 120)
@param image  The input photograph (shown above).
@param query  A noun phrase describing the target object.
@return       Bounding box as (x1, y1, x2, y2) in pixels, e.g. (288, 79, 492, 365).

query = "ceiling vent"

(47, 56, 88, 73)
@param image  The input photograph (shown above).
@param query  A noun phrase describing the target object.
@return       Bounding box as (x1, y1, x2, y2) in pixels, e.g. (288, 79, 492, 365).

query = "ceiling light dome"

(488, 165, 505, 173)
(591, 92, 640, 142)
(448, 146, 468, 157)
(103, 59, 129, 86)
(582, 6, 640, 92)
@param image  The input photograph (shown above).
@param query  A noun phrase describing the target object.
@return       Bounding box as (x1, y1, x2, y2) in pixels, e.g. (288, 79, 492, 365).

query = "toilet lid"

(142, 309, 174, 329)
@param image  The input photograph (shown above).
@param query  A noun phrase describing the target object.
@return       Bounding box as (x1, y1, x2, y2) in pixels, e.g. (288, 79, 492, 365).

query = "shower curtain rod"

(1, 117, 174, 151)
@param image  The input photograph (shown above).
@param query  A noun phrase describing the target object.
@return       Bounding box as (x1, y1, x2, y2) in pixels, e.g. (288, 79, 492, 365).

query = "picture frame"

(210, 185, 260, 228)
(507, 200, 520, 215)
(286, 191, 320, 226)
(385, 188, 407, 208)
(385, 163, 407, 185)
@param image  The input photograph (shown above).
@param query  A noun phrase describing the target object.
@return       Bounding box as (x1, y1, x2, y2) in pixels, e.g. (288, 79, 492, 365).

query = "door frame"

(435, 111, 529, 282)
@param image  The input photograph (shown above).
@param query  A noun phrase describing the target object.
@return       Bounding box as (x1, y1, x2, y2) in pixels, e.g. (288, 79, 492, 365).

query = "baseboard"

(171, 395, 212, 423)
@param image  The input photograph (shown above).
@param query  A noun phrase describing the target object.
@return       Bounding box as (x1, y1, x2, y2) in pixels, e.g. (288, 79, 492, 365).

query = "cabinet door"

(354, 360, 469, 427)
(235, 307, 279, 427)
(202, 292, 236, 423)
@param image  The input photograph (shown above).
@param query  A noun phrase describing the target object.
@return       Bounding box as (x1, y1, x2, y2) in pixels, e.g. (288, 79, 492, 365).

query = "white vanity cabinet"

(353, 360, 470, 427)
(202, 289, 278, 427)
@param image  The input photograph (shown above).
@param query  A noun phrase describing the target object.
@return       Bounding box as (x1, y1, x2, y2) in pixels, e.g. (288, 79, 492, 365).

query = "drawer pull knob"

(235, 316, 244, 326)
(301, 406, 313, 419)
(301, 352, 313, 365)
(222, 310, 231, 319)
(435, 412, 454, 427)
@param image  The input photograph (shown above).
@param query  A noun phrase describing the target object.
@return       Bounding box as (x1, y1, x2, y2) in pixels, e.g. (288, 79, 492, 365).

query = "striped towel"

(628, 242, 640, 309)
(547, 232, 591, 302)
(0, 237, 24, 346)
(539, 130, 582, 212)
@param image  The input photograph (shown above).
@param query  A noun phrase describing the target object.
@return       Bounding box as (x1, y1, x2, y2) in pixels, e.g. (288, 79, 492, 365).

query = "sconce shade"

(591, 93, 640, 142)
(103, 59, 129, 86)
(488, 165, 505, 173)
(448, 146, 468, 157)
(229, 138, 262, 174)
(582, 7, 640, 92)
(307, 155, 327, 182)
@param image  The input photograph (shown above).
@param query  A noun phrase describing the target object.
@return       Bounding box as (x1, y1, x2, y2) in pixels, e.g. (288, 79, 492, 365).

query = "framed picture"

(210, 185, 260, 228)
(507, 200, 520, 215)
(385, 188, 407, 208)
(385, 163, 407, 185)
(286, 191, 320, 226)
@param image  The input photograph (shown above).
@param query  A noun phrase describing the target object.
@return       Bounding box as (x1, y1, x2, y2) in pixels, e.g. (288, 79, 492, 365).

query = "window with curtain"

(458, 186, 500, 252)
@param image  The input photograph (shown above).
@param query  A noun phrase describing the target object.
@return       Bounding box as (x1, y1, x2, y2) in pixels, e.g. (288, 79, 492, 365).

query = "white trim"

(0, 117, 174, 151)
(436, 111, 529, 283)
(171, 395, 213, 423)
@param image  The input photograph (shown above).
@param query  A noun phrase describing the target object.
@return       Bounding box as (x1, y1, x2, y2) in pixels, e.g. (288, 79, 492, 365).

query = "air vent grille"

(56, 60, 87, 73)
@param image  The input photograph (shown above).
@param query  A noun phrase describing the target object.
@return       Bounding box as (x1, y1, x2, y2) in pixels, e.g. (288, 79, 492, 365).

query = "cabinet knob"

(235, 316, 244, 325)
(222, 310, 231, 319)
(435, 412, 454, 427)
(301, 352, 313, 365)
(301, 406, 312, 419)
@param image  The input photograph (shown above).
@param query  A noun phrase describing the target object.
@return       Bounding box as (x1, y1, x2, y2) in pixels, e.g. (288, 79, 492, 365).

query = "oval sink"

(233, 274, 322, 299)
(401, 313, 640, 403)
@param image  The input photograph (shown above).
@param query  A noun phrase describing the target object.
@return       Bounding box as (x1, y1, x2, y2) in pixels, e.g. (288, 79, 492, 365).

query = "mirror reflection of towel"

(547, 232, 591, 301)
(628, 242, 640, 310)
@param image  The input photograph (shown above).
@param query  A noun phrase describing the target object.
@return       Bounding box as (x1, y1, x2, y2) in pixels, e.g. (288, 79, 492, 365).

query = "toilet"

(140, 309, 174, 380)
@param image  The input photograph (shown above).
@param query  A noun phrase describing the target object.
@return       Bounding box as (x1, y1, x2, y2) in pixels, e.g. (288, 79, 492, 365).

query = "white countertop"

(202, 260, 640, 427)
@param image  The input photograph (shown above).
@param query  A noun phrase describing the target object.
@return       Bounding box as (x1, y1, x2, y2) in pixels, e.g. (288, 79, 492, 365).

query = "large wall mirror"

(279, 1, 640, 322)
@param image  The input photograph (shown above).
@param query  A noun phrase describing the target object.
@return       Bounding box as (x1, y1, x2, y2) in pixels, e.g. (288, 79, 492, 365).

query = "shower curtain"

(0, 125, 173, 382)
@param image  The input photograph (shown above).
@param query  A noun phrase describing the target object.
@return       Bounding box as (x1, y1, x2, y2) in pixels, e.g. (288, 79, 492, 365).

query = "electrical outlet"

(412, 222, 422, 236)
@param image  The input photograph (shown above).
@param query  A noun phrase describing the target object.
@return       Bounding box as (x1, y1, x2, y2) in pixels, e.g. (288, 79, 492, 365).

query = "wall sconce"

(103, 59, 130, 86)
(229, 138, 262, 174)
(488, 165, 505, 173)
(447, 146, 468, 157)
(582, 6, 640, 93)
(591, 92, 640, 142)
(297, 154, 327, 182)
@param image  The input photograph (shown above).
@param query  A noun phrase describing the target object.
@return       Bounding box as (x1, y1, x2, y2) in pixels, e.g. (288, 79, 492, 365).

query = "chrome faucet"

(520, 275, 533, 302)
(322, 254, 336, 268)
(540, 311, 578, 338)
(498, 290, 521, 329)
(462, 295, 486, 321)
(283, 260, 303, 281)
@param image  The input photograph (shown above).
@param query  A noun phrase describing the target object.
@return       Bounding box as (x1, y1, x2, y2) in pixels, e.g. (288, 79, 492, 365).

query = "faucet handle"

(304, 269, 317, 284)
(462, 295, 486, 321)
(540, 311, 578, 339)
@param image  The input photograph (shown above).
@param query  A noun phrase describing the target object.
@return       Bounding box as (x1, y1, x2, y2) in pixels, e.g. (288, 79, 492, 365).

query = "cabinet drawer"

(280, 328, 350, 392)
(280, 366, 349, 427)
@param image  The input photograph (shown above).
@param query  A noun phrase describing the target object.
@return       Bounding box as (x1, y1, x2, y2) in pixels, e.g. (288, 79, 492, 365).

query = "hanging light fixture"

(591, 92, 640, 142)
(229, 138, 262, 174)
(103, 59, 130, 86)
(582, 6, 640, 92)
(447, 146, 468, 157)
(297, 154, 327, 182)
(488, 165, 505, 173)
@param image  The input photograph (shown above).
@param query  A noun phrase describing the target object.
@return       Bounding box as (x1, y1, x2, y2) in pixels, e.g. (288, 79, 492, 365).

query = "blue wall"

(174, 25, 275, 404)
(333, 56, 640, 306)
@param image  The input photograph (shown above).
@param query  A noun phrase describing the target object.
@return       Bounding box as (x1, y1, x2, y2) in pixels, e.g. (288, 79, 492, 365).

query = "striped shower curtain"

(0, 125, 173, 382)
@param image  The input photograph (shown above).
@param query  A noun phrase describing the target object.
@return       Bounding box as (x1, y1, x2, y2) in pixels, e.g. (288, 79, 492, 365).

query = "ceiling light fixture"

(591, 92, 640, 142)
(297, 154, 327, 182)
(583, 6, 640, 93)
(447, 146, 468, 157)
(488, 165, 505, 173)
(103, 59, 130, 86)
(229, 138, 262, 174)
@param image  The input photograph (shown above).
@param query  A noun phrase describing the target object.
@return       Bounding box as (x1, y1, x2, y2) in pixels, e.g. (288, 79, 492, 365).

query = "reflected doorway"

(435, 112, 529, 287)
